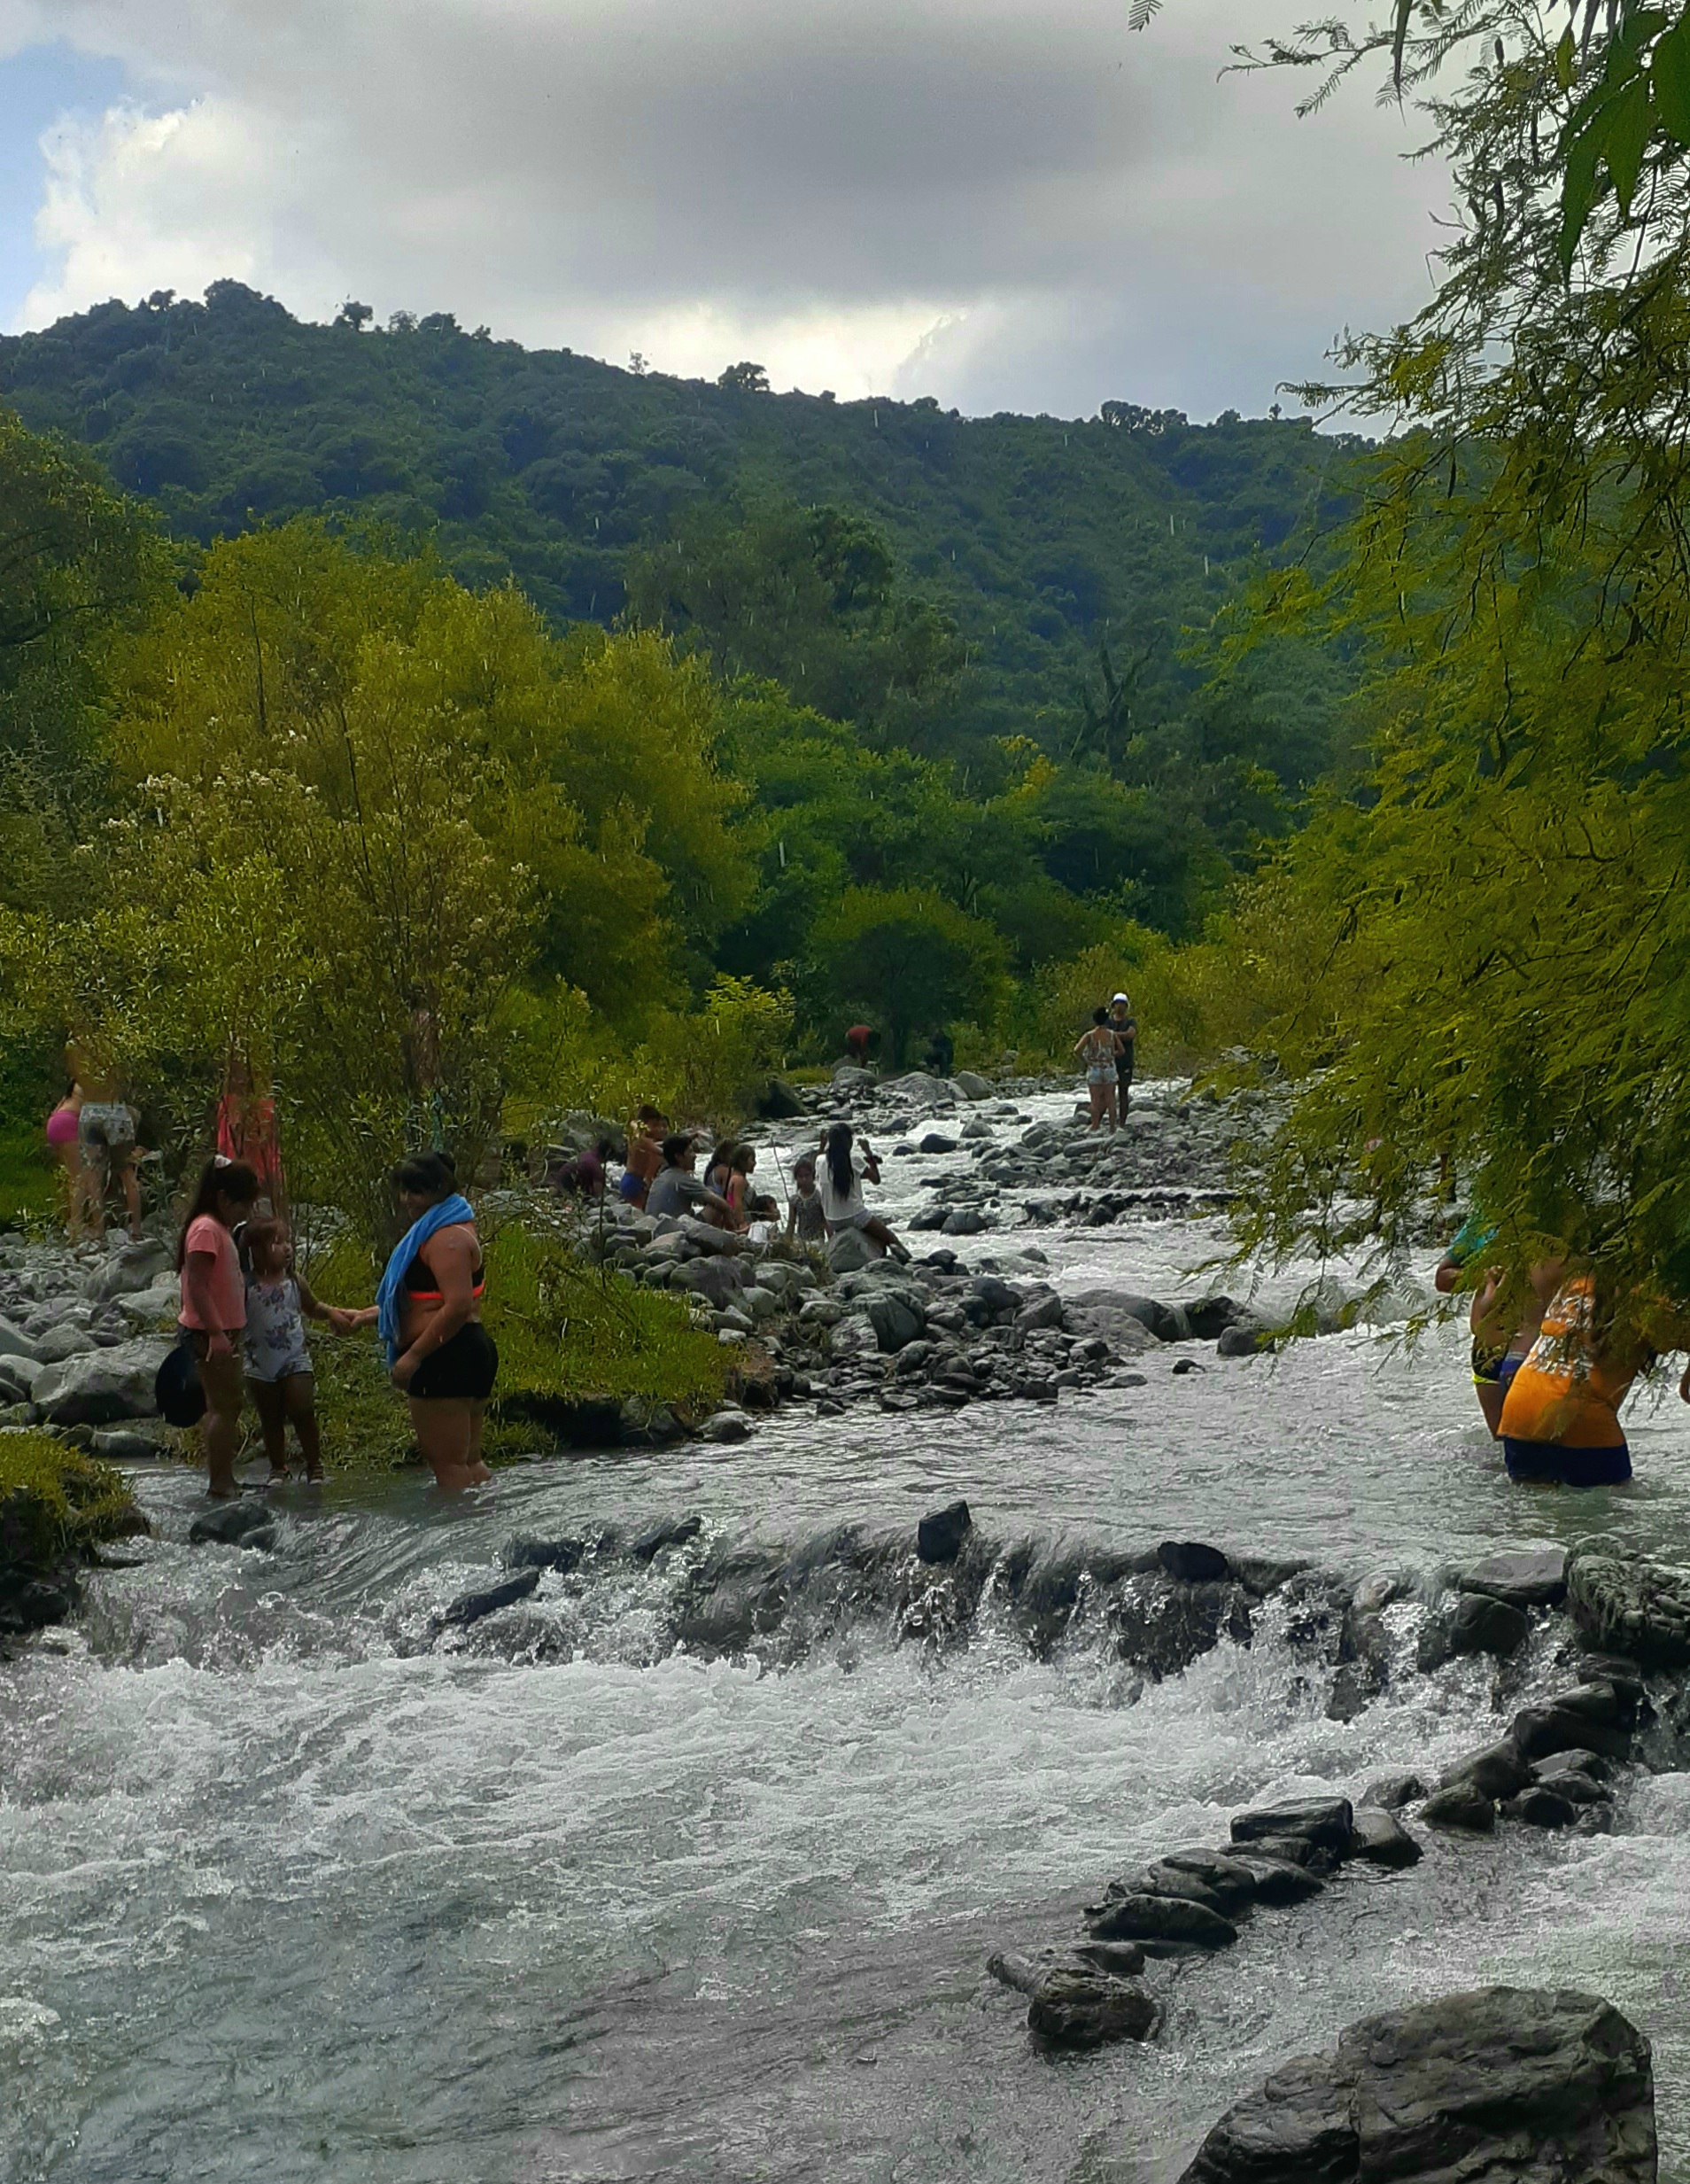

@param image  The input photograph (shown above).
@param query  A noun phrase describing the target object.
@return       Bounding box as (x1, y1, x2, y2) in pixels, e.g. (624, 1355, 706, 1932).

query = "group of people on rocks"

(1437, 1218, 1690, 1489)
(1074, 992, 1137, 1131)
(174, 1146, 494, 1500)
(612, 1111, 908, 1260)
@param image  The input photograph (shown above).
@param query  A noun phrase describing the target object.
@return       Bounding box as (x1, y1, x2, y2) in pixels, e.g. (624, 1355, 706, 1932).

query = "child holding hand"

(242, 1219, 354, 1483)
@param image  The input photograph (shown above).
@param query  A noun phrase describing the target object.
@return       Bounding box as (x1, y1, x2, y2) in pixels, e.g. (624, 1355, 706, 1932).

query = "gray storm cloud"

(6, 0, 1448, 414)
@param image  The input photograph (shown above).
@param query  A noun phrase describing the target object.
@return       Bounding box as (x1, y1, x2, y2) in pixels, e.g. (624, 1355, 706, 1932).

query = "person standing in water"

(1074, 1008, 1118, 1132)
(1496, 1271, 1690, 1487)
(242, 1218, 353, 1484)
(177, 1156, 261, 1499)
(350, 1152, 497, 1491)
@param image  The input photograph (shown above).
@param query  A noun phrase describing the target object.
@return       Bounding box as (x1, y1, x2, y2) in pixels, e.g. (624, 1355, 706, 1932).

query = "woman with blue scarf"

(350, 1151, 496, 1489)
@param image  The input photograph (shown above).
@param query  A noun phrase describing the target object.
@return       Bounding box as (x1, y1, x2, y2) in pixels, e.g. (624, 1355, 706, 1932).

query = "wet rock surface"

(1567, 1540, 1690, 1670)
(1177, 1986, 1656, 2184)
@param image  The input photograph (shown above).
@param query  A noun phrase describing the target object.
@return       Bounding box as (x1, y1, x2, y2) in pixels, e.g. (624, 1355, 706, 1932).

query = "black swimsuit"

(403, 1243, 497, 1401)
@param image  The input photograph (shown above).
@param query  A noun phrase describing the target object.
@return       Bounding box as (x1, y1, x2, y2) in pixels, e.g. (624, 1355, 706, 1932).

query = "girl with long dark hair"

(817, 1123, 906, 1261)
(177, 1155, 261, 1497)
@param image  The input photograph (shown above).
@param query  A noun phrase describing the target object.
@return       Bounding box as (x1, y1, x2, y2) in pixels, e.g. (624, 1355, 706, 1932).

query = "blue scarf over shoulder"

(376, 1193, 476, 1364)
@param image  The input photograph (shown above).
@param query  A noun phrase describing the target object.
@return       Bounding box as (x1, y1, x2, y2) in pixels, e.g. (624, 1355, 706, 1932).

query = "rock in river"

(1178, 1985, 1655, 2184)
(34, 1337, 171, 1426)
(1420, 1780, 1497, 1835)
(1566, 1541, 1690, 1671)
(1416, 1589, 1531, 1669)
(916, 1499, 972, 1565)
(1458, 1546, 1568, 1611)
(188, 1499, 278, 1550)
(1086, 1892, 1238, 1953)
(1229, 1797, 1354, 1854)
(436, 1566, 540, 1629)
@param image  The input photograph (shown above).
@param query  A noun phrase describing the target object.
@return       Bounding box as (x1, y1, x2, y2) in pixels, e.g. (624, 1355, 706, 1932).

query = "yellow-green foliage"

(0, 1432, 145, 1571)
(1020, 904, 1299, 1078)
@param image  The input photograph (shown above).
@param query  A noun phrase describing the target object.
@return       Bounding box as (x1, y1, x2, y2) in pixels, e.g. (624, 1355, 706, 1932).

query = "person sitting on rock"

(619, 1106, 667, 1207)
(818, 1123, 909, 1262)
(724, 1144, 761, 1228)
(645, 1135, 734, 1224)
(786, 1154, 827, 1247)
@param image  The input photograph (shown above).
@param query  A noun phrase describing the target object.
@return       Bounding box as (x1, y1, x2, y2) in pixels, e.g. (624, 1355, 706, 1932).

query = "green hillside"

(0, 282, 1363, 768)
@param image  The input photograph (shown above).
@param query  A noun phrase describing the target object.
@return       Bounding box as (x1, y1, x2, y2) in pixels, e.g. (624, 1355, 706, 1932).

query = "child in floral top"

(242, 1220, 353, 1483)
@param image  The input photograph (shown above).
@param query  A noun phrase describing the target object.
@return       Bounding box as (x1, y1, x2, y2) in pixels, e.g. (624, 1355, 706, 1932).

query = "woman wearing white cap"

(1107, 993, 1136, 1121)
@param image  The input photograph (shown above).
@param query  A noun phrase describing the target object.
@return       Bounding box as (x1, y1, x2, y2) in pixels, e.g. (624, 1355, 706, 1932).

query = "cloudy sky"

(0, 0, 1447, 421)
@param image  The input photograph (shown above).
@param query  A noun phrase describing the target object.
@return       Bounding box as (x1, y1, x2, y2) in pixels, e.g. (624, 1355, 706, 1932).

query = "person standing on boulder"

(1107, 993, 1137, 1120)
(177, 1155, 261, 1499)
(819, 1123, 908, 1261)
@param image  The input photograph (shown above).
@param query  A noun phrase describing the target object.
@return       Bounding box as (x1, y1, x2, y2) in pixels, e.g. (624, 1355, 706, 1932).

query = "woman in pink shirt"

(177, 1156, 260, 1498)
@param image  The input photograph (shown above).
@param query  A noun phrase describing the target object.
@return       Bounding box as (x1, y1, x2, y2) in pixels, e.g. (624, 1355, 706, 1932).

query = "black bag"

(154, 1337, 206, 1428)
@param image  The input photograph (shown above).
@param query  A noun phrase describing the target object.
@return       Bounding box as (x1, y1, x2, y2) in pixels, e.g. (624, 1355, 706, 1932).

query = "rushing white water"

(6, 1087, 1690, 2183)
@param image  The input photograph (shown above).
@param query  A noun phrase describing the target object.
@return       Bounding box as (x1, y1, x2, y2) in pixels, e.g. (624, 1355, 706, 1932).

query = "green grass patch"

(482, 1223, 725, 1410)
(298, 1217, 726, 1473)
(0, 1121, 60, 1233)
(0, 1433, 147, 1572)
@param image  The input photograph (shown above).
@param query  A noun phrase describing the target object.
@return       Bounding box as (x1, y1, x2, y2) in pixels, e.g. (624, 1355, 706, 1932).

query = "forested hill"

(0, 282, 1362, 761)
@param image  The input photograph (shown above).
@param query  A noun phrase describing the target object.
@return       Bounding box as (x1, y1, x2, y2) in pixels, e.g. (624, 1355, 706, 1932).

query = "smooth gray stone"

(1459, 1546, 1568, 1610)
(1178, 1986, 1655, 2184)
(1229, 1798, 1354, 1854)
(1421, 1781, 1496, 1835)
(1349, 1807, 1423, 1869)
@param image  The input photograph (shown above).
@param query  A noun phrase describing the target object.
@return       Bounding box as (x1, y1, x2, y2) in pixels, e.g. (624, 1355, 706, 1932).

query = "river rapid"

(6, 1084, 1690, 2184)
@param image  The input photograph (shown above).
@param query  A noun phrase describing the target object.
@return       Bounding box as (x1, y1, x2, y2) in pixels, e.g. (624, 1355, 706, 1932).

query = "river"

(5, 1084, 1690, 2182)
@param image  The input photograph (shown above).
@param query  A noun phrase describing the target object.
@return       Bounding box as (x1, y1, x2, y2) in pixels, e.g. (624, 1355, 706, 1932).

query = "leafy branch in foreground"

(1190, 1, 1690, 1327)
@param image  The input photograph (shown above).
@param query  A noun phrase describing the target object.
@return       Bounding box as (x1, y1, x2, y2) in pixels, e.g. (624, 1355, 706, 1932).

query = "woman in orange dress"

(1497, 1273, 1690, 1486)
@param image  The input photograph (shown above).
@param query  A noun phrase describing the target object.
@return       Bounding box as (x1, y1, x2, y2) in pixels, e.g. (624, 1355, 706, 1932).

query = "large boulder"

(1177, 1986, 1655, 2184)
(952, 1070, 992, 1100)
(1459, 1547, 1568, 1611)
(669, 1257, 751, 1310)
(865, 1291, 926, 1354)
(753, 1076, 809, 1120)
(34, 1338, 171, 1426)
(84, 1238, 174, 1303)
(888, 1071, 958, 1105)
(826, 1228, 880, 1274)
(0, 1316, 43, 1364)
(1062, 1291, 1160, 1355)
(1566, 1542, 1690, 1670)
(831, 1064, 877, 1090)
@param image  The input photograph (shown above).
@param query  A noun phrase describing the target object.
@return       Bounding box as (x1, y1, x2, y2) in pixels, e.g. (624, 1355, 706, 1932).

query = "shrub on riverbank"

(0, 1433, 145, 1574)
